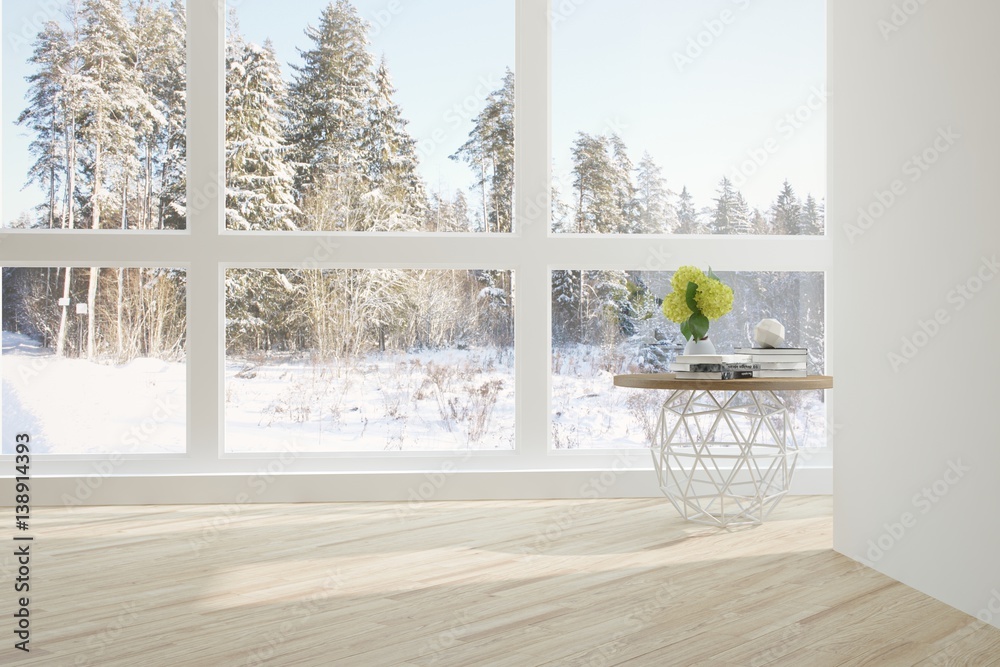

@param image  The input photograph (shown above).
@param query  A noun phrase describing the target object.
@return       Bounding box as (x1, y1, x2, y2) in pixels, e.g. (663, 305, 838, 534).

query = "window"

(1, 0, 830, 486)
(552, 270, 826, 450)
(553, 0, 826, 235)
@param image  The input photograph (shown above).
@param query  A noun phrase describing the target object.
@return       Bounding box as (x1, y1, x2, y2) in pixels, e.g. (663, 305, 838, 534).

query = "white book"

(752, 369, 808, 378)
(756, 361, 807, 370)
(674, 354, 752, 364)
(734, 347, 807, 356)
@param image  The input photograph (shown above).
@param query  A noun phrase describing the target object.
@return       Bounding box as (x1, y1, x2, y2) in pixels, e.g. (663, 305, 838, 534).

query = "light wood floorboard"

(5, 496, 999, 666)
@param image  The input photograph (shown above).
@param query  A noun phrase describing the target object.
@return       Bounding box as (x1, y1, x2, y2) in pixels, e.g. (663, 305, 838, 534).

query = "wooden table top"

(613, 373, 834, 391)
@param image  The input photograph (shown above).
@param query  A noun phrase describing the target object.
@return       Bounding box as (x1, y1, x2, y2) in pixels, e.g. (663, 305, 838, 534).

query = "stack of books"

(669, 354, 756, 380)
(733, 347, 809, 378)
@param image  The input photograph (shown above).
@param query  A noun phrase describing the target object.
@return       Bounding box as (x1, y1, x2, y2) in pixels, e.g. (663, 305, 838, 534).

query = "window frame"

(0, 0, 833, 481)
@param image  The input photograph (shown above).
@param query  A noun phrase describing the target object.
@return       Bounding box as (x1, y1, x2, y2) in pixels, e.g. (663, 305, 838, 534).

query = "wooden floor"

(11, 497, 1000, 666)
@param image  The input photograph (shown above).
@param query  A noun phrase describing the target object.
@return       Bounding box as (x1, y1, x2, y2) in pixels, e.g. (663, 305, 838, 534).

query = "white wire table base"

(652, 389, 798, 528)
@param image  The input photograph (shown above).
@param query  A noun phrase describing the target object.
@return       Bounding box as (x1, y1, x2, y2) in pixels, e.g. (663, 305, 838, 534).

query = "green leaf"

(707, 266, 720, 282)
(680, 319, 692, 341)
(689, 313, 710, 341)
(685, 281, 700, 313)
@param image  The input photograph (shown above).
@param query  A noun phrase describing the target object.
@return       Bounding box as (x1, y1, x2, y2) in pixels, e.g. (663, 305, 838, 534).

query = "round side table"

(613, 373, 834, 528)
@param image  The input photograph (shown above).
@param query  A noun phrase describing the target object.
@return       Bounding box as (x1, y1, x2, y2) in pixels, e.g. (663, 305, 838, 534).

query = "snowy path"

(2, 332, 185, 454)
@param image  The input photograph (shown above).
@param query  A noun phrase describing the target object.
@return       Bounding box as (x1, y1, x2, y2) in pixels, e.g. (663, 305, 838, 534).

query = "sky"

(2, 0, 825, 226)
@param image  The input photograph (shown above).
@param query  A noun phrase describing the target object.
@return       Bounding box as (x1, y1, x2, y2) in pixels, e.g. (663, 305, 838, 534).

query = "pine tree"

(709, 177, 749, 235)
(17, 21, 69, 230)
(551, 270, 582, 344)
(770, 179, 802, 235)
(802, 194, 824, 235)
(360, 57, 426, 230)
(226, 39, 300, 230)
(592, 269, 631, 342)
(635, 152, 674, 233)
(287, 0, 374, 204)
(126, 0, 185, 230)
(732, 191, 753, 235)
(451, 69, 514, 233)
(570, 133, 624, 233)
(750, 207, 771, 234)
(156, 0, 187, 229)
(674, 186, 701, 234)
(78, 0, 143, 358)
(427, 190, 472, 232)
(609, 134, 639, 232)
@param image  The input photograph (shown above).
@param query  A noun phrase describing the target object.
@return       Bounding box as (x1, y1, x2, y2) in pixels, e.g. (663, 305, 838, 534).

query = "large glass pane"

(3, 0, 187, 230)
(226, 0, 514, 232)
(552, 0, 825, 234)
(225, 268, 514, 451)
(2, 267, 187, 453)
(551, 270, 825, 449)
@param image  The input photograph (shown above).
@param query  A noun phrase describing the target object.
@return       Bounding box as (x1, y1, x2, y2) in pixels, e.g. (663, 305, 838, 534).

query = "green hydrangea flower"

(670, 266, 706, 293)
(661, 266, 734, 338)
(694, 277, 734, 320)
(661, 291, 692, 323)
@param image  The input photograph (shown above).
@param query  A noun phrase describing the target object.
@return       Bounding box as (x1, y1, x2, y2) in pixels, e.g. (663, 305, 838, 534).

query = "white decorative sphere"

(754, 318, 786, 348)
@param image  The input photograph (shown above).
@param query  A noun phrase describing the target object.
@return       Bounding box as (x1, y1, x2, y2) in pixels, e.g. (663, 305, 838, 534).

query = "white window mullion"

(186, 0, 225, 463)
(515, 0, 552, 461)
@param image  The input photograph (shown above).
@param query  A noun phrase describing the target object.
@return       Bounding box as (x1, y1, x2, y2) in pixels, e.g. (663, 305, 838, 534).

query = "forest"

(6, 0, 824, 366)
(4, 0, 825, 451)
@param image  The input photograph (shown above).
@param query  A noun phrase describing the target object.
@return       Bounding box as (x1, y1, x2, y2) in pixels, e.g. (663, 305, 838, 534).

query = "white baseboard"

(1, 467, 831, 506)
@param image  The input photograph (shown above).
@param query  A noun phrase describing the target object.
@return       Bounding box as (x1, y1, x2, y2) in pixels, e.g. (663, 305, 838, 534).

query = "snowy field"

(225, 348, 516, 452)
(2, 332, 827, 454)
(2, 331, 185, 454)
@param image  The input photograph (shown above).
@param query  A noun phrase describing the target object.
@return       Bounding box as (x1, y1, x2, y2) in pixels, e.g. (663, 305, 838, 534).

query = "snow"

(225, 348, 515, 452)
(2, 331, 185, 454)
(1, 332, 827, 455)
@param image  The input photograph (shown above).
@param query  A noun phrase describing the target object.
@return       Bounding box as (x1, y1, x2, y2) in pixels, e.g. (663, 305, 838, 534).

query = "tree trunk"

(55, 117, 76, 358)
(117, 179, 128, 359)
(479, 158, 489, 233)
(145, 140, 153, 229)
(86, 121, 102, 360)
(56, 268, 73, 357)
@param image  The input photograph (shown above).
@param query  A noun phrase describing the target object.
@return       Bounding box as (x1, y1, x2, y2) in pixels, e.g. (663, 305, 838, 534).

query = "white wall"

(831, 0, 1000, 628)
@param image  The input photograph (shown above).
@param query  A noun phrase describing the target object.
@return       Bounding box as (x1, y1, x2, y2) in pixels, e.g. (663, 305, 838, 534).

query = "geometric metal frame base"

(652, 389, 798, 528)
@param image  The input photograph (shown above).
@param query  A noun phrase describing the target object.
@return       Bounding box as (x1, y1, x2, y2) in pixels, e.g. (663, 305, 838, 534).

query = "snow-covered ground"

(225, 348, 516, 452)
(551, 345, 828, 450)
(2, 332, 827, 454)
(2, 331, 185, 454)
